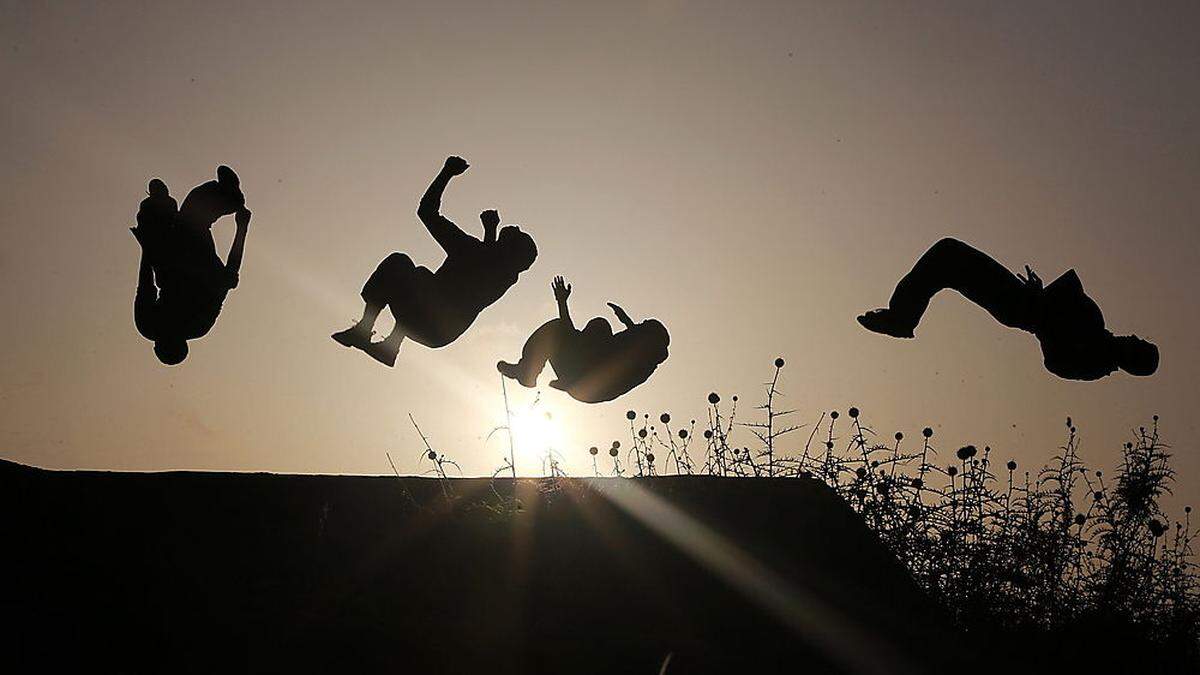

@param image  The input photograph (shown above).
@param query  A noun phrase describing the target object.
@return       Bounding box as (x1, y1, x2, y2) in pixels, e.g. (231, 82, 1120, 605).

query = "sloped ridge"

(2, 463, 961, 674)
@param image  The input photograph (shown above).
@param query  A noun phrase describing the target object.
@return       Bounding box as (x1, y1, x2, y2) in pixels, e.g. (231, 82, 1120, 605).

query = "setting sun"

(507, 408, 566, 473)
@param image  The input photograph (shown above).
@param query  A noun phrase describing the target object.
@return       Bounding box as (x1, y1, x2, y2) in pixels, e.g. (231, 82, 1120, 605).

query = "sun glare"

(509, 409, 565, 470)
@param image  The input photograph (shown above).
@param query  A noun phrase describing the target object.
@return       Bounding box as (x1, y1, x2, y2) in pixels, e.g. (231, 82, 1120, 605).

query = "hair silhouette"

(858, 237, 1159, 380)
(131, 166, 251, 365)
(497, 276, 670, 402)
(331, 156, 537, 366)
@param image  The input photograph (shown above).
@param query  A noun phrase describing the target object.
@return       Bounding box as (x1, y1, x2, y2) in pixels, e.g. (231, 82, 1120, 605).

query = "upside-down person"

(498, 276, 670, 403)
(857, 237, 1158, 380)
(131, 166, 251, 365)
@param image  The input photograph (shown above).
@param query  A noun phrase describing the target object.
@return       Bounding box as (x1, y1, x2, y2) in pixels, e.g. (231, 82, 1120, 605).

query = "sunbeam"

(595, 480, 911, 675)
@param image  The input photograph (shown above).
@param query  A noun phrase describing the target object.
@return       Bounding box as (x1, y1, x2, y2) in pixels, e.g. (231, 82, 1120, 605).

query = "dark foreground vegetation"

(568, 360, 1199, 671)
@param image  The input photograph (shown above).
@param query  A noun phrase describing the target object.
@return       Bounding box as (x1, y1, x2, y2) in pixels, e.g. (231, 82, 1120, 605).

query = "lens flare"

(509, 409, 563, 468)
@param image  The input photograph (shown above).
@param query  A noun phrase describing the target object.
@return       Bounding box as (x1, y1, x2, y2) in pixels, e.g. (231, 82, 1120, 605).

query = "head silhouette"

(497, 226, 537, 273)
(147, 178, 169, 197)
(216, 165, 240, 189)
(635, 319, 671, 364)
(153, 337, 188, 366)
(480, 209, 500, 229)
(1113, 334, 1158, 376)
(583, 317, 614, 338)
(214, 165, 246, 211)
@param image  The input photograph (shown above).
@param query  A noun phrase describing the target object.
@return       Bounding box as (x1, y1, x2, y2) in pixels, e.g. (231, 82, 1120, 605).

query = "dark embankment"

(2, 460, 972, 674)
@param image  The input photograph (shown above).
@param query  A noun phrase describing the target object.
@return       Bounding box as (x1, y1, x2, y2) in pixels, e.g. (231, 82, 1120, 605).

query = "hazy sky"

(2, 2, 1198, 507)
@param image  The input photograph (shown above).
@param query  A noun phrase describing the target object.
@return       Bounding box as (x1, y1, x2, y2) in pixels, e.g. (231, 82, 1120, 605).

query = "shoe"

(497, 361, 536, 388)
(331, 324, 373, 349)
(364, 340, 400, 367)
(856, 308, 915, 339)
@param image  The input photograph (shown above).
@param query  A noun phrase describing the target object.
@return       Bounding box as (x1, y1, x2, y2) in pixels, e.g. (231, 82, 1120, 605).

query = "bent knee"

(930, 237, 971, 254)
(382, 252, 416, 269)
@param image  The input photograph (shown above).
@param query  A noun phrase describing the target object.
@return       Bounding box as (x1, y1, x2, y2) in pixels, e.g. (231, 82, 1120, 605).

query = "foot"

(364, 339, 400, 367)
(856, 308, 915, 339)
(497, 361, 537, 388)
(331, 324, 373, 349)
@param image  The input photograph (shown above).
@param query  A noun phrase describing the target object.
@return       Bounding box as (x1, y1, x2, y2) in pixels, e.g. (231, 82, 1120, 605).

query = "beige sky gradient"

(1, 1, 1197, 507)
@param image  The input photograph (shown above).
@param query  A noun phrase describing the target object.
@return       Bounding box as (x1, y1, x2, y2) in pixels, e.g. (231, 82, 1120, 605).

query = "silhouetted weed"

(608, 360, 1199, 659)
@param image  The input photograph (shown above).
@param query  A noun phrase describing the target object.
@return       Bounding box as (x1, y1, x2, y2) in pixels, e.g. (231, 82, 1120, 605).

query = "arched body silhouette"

(857, 238, 1158, 380)
(332, 157, 537, 367)
(131, 166, 250, 365)
(498, 276, 670, 403)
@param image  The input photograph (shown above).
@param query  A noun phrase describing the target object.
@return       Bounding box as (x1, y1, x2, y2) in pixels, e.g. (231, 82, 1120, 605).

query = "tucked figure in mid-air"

(131, 166, 251, 365)
(857, 238, 1158, 380)
(498, 276, 670, 403)
(332, 156, 538, 366)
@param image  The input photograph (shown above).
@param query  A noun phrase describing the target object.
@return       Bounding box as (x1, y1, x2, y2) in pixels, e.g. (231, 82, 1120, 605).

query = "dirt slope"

(2, 460, 966, 674)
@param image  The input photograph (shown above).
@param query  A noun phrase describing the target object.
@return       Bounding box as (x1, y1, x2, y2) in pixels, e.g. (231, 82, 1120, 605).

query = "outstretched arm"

(553, 276, 574, 330)
(222, 208, 251, 289)
(417, 156, 475, 254)
(607, 302, 636, 329)
(132, 235, 159, 340)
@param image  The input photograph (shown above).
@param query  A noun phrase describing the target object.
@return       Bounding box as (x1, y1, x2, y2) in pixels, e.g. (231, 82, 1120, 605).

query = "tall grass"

(607, 360, 1199, 655)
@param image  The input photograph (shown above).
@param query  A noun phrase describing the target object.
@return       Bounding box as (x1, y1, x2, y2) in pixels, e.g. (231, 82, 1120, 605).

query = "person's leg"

(178, 167, 244, 235)
(861, 238, 1034, 337)
(332, 253, 415, 353)
(133, 187, 179, 268)
(498, 319, 569, 387)
(365, 257, 448, 366)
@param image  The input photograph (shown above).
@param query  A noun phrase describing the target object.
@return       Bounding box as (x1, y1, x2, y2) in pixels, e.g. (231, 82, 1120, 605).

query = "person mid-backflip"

(497, 276, 670, 403)
(332, 156, 538, 366)
(857, 238, 1158, 380)
(131, 166, 251, 365)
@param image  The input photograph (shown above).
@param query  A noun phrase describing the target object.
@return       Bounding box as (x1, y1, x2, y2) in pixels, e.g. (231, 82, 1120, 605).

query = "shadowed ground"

(2, 460, 975, 674)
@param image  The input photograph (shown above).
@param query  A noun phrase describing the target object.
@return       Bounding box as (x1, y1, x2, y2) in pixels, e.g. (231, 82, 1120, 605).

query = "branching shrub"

(608, 360, 1199, 657)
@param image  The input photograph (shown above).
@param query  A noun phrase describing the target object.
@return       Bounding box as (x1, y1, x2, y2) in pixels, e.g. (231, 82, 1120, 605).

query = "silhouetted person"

(857, 238, 1158, 380)
(332, 156, 537, 366)
(497, 276, 670, 402)
(131, 166, 250, 365)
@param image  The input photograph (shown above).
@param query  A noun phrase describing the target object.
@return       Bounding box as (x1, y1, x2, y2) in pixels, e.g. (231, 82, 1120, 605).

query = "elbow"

(417, 197, 439, 220)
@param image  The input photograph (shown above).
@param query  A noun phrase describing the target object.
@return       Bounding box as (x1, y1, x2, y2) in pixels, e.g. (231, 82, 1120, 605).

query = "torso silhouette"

(550, 320, 668, 403)
(550, 318, 612, 383)
(1032, 270, 1116, 381)
(436, 239, 520, 322)
(146, 231, 235, 340)
(390, 239, 521, 349)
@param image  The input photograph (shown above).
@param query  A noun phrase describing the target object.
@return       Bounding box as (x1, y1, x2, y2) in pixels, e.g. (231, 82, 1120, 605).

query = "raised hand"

(443, 156, 469, 176)
(235, 208, 252, 231)
(552, 275, 572, 303)
(1017, 264, 1042, 292)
